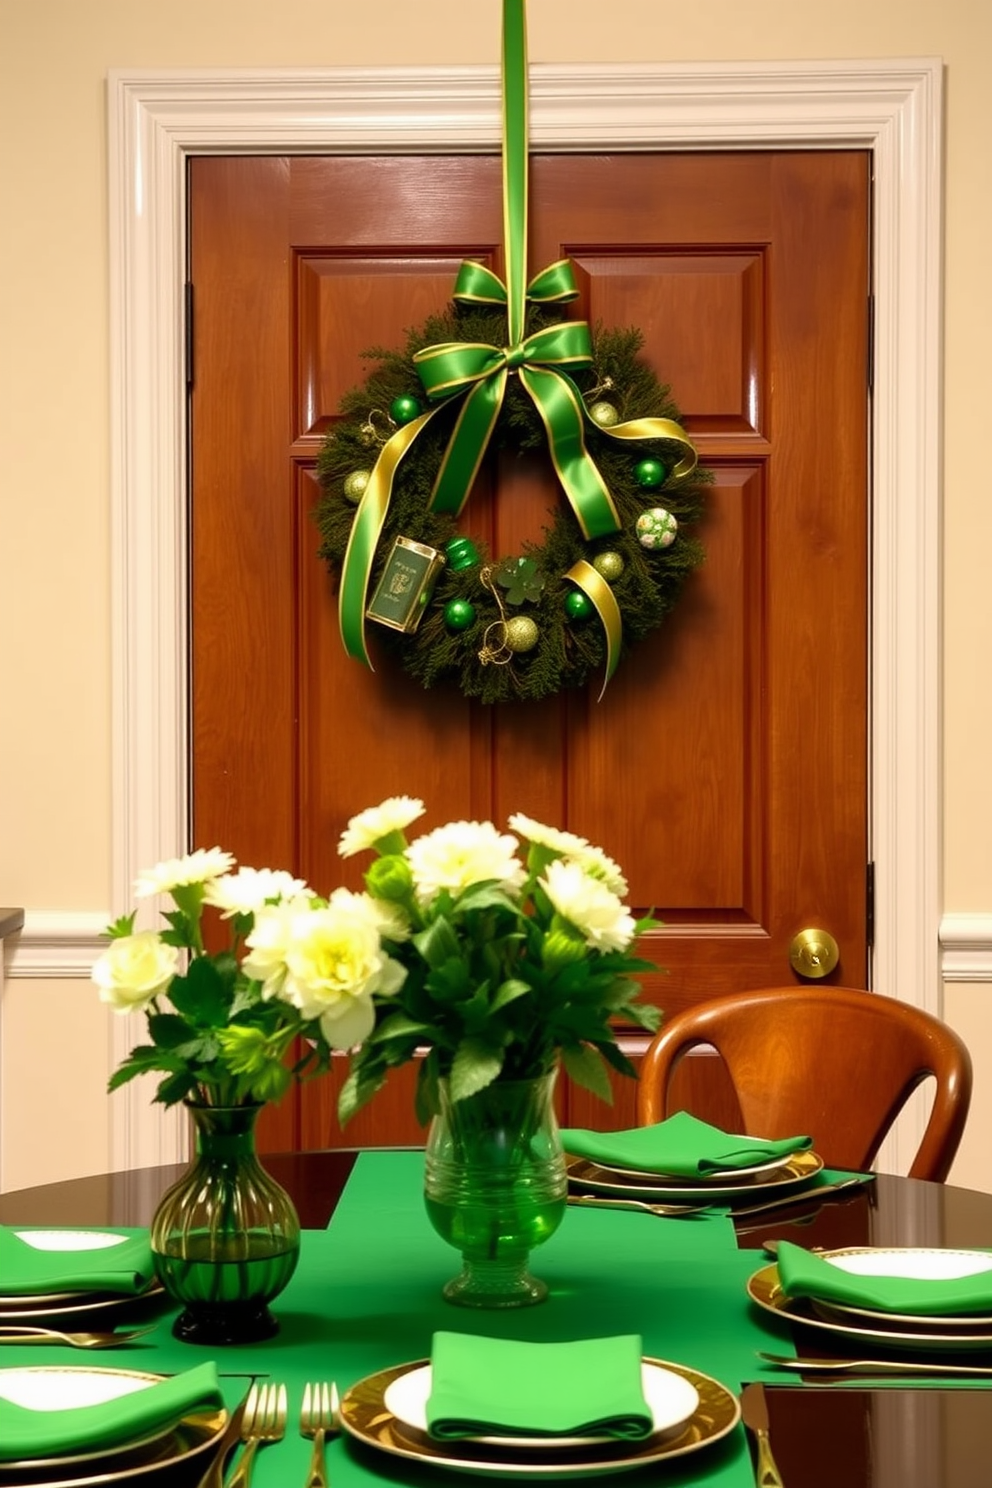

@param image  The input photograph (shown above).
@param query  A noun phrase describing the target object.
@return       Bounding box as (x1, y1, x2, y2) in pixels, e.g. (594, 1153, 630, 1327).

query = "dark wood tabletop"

(2, 1156, 990, 1488)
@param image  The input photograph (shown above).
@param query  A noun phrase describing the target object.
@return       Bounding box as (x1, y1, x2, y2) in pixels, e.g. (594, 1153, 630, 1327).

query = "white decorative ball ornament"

(635, 508, 678, 550)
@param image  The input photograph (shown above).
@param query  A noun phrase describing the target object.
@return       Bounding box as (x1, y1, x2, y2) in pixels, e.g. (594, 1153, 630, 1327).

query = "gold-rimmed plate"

(803, 1247, 992, 1329)
(747, 1262, 992, 1355)
(566, 1149, 823, 1203)
(0, 1366, 226, 1486)
(0, 1282, 165, 1325)
(339, 1357, 740, 1479)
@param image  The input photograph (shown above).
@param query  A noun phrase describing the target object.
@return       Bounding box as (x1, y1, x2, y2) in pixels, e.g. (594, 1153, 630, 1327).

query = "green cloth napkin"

(775, 1240, 992, 1317)
(0, 1226, 154, 1297)
(426, 1332, 654, 1441)
(561, 1110, 812, 1177)
(0, 1360, 224, 1462)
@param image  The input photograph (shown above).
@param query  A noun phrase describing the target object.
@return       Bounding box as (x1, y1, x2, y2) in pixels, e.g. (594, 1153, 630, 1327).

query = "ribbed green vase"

(150, 1102, 300, 1345)
(423, 1070, 567, 1308)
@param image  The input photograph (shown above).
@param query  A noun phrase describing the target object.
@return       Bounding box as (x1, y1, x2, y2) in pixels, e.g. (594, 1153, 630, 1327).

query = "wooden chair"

(636, 986, 972, 1182)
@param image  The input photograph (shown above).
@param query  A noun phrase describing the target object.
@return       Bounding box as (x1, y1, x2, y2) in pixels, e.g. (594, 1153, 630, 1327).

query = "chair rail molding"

(107, 57, 943, 1176)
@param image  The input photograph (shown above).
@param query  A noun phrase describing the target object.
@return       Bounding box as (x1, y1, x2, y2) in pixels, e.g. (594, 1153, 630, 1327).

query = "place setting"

(748, 1239, 992, 1367)
(0, 1225, 166, 1340)
(0, 1358, 231, 1486)
(337, 1331, 742, 1480)
(561, 1110, 831, 1211)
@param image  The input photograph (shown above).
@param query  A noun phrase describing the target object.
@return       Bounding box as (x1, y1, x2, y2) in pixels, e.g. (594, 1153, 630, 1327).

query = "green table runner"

(0, 1153, 822, 1487)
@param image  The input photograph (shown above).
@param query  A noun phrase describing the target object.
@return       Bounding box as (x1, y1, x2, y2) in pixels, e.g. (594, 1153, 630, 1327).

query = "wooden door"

(188, 151, 870, 1152)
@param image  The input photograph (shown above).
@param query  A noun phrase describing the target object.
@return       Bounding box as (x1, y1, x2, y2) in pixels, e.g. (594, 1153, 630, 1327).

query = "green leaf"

(155, 1068, 198, 1106)
(449, 1038, 504, 1102)
(369, 1011, 434, 1044)
(454, 884, 521, 917)
(560, 1043, 614, 1103)
(415, 1052, 441, 1126)
(594, 1038, 638, 1080)
(338, 1061, 387, 1126)
(146, 1012, 197, 1049)
(620, 1000, 663, 1033)
(168, 956, 233, 1027)
(490, 978, 531, 1012)
(104, 913, 137, 940)
(413, 915, 461, 969)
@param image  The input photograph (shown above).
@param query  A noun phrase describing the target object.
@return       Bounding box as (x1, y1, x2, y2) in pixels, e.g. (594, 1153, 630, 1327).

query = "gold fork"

(301, 1381, 340, 1488)
(227, 1381, 287, 1488)
(0, 1324, 156, 1349)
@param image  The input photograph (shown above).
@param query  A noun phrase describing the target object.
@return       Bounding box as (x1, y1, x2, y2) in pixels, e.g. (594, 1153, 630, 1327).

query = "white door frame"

(108, 59, 943, 1174)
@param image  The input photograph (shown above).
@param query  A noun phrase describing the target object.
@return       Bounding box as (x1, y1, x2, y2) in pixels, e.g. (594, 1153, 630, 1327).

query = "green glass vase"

(423, 1070, 567, 1308)
(150, 1102, 300, 1345)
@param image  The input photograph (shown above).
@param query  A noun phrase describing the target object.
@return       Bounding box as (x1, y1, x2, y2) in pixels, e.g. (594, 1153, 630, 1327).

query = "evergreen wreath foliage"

(314, 300, 709, 704)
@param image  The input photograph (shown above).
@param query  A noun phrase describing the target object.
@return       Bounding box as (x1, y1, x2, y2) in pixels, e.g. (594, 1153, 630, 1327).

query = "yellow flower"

(92, 932, 180, 1012)
(338, 796, 425, 858)
(406, 820, 526, 904)
(134, 847, 235, 898)
(539, 859, 636, 953)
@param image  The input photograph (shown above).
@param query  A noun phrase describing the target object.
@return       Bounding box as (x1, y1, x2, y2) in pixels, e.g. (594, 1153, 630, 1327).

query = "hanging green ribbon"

(337, 0, 698, 684)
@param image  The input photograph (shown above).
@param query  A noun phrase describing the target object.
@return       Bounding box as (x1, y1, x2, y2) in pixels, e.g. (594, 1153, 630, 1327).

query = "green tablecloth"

(0, 1152, 816, 1486)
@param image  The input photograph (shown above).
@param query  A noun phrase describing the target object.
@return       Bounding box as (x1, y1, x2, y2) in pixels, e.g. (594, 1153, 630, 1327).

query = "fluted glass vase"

(150, 1102, 300, 1345)
(423, 1070, 567, 1308)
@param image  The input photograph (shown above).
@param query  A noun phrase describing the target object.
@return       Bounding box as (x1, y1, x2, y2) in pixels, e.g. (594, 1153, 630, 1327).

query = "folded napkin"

(775, 1240, 992, 1317)
(0, 1361, 224, 1463)
(561, 1110, 812, 1177)
(0, 1226, 155, 1297)
(426, 1332, 653, 1441)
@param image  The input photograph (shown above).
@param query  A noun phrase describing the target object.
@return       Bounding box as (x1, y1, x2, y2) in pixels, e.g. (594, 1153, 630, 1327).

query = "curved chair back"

(636, 986, 972, 1182)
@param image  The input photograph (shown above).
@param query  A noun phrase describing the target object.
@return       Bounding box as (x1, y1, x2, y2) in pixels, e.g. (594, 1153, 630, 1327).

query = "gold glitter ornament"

(504, 615, 540, 652)
(343, 469, 371, 503)
(592, 551, 625, 581)
(589, 400, 620, 428)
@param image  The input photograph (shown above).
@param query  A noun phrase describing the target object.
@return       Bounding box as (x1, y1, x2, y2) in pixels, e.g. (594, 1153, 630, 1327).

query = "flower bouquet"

(92, 848, 407, 1343)
(335, 796, 662, 1307)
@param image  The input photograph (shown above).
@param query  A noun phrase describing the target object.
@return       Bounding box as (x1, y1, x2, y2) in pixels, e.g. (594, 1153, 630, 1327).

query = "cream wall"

(1, 0, 990, 1190)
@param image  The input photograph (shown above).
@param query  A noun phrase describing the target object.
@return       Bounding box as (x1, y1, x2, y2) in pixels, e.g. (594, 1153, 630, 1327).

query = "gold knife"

(195, 1390, 251, 1488)
(740, 1381, 786, 1488)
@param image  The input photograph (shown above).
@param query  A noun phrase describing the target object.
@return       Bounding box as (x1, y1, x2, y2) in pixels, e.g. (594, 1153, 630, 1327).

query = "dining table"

(1, 1149, 989, 1488)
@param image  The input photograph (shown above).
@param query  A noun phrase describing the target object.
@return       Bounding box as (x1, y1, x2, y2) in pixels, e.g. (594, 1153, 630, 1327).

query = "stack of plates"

(565, 1148, 824, 1204)
(0, 1231, 163, 1326)
(339, 1357, 740, 1479)
(748, 1247, 992, 1354)
(0, 1368, 226, 1487)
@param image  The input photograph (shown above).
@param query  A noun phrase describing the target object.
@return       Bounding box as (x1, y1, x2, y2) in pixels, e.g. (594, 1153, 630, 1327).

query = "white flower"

(507, 813, 589, 857)
(204, 867, 310, 918)
(539, 858, 637, 953)
(338, 796, 425, 858)
(406, 820, 526, 904)
(244, 890, 406, 1050)
(567, 844, 628, 897)
(360, 894, 413, 943)
(92, 931, 181, 1013)
(134, 847, 236, 899)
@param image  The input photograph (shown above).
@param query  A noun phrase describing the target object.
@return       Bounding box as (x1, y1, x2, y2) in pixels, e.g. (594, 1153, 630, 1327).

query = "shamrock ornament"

(496, 557, 545, 606)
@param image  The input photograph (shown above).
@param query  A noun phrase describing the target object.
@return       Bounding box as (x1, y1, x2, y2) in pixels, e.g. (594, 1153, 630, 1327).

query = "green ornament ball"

(565, 590, 594, 621)
(504, 615, 540, 653)
(390, 394, 422, 426)
(592, 550, 625, 581)
(589, 399, 620, 428)
(444, 599, 476, 631)
(342, 468, 371, 504)
(634, 457, 666, 490)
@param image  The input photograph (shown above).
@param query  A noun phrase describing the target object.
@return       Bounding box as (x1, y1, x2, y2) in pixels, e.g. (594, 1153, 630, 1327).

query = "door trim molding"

(108, 58, 943, 1174)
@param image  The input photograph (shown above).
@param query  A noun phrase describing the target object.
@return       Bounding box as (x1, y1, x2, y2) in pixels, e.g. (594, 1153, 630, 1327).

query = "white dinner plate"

(747, 1261, 992, 1353)
(805, 1247, 992, 1329)
(11, 1231, 135, 1254)
(0, 1366, 226, 1477)
(383, 1360, 700, 1449)
(583, 1153, 796, 1184)
(0, 1231, 162, 1321)
(341, 1356, 741, 1480)
(566, 1149, 823, 1203)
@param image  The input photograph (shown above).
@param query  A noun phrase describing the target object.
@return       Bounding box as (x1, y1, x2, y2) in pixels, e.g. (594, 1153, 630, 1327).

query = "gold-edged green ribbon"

(338, 410, 436, 666)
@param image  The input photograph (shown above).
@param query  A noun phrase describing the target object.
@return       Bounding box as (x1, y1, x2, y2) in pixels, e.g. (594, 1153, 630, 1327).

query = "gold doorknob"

(789, 928, 840, 979)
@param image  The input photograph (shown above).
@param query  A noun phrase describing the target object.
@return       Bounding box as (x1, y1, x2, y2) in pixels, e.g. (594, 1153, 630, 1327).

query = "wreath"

(314, 305, 709, 704)
(313, 0, 709, 705)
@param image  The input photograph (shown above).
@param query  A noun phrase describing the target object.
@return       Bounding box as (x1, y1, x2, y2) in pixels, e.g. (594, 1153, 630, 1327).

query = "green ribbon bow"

(338, 0, 697, 693)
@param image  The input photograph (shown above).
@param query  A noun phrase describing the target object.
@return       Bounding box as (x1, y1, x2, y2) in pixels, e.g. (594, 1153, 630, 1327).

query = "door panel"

(189, 151, 870, 1153)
